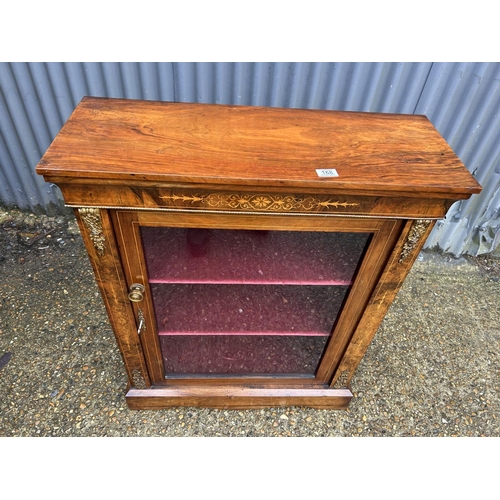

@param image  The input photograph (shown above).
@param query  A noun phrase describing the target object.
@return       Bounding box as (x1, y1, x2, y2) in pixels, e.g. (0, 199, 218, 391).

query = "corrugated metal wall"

(0, 62, 499, 255)
(415, 63, 500, 256)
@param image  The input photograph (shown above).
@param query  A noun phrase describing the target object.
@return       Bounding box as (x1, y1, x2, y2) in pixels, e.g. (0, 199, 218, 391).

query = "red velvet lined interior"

(141, 227, 371, 376)
(151, 283, 348, 336)
(141, 228, 369, 284)
(160, 335, 329, 374)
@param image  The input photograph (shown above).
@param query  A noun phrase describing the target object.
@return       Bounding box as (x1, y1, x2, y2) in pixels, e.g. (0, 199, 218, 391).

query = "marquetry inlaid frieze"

(159, 192, 360, 214)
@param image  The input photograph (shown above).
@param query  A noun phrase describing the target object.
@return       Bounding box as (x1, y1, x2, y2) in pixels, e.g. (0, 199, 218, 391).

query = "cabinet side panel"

(331, 219, 436, 388)
(316, 220, 404, 383)
(74, 208, 151, 388)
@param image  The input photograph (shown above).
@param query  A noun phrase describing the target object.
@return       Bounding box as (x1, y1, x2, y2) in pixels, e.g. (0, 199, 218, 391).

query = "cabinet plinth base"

(126, 385, 353, 410)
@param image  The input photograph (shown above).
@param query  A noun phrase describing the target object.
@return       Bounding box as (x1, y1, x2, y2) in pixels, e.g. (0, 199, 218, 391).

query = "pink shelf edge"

(157, 331, 331, 337)
(149, 279, 352, 285)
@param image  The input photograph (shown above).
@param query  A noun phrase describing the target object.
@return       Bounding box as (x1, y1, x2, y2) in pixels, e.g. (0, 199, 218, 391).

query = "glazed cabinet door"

(112, 210, 403, 387)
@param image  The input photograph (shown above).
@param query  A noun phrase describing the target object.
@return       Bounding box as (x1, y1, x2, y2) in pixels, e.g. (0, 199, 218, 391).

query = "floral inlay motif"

(160, 193, 359, 213)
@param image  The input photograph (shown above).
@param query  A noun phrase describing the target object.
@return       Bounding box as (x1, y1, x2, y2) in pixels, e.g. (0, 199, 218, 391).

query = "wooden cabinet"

(36, 97, 481, 409)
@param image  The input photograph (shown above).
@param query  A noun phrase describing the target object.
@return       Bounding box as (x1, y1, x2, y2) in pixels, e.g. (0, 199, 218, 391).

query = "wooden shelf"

(142, 227, 370, 285)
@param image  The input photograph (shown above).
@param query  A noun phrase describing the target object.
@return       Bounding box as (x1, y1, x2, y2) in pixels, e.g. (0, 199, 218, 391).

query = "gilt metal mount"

(131, 369, 147, 389)
(399, 219, 432, 263)
(78, 208, 106, 256)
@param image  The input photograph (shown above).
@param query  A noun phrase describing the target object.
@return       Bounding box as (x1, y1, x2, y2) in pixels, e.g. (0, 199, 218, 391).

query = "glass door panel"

(142, 227, 366, 284)
(159, 335, 331, 374)
(140, 227, 371, 377)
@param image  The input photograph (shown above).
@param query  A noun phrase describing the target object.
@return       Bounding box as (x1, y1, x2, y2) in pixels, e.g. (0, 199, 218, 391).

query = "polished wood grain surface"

(331, 218, 437, 389)
(37, 97, 481, 198)
(51, 182, 457, 218)
(73, 208, 151, 389)
(126, 386, 353, 410)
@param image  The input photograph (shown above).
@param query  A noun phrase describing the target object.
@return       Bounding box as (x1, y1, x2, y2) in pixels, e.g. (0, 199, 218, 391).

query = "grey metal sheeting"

(0, 62, 498, 255)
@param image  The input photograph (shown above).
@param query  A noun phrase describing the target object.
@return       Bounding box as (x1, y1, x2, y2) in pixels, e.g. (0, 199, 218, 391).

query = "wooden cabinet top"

(36, 96, 481, 199)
